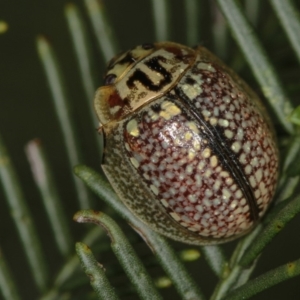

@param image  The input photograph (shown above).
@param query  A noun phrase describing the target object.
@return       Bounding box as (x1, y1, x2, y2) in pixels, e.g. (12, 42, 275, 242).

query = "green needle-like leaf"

(211, 4, 229, 60)
(65, 3, 98, 102)
(279, 134, 300, 179)
(25, 140, 73, 257)
(151, 0, 170, 41)
(276, 134, 300, 202)
(210, 226, 261, 300)
(288, 105, 300, 126)
(40, 227, 105, 300)
(240, 194, 300, 267)
(140, 228, 205, 300)
(74, 210, 162, 300)
(0, 134, 48, 291)
(201, 246, 227, 278)
(64, 4, 103, 156)
(286, 156, 300, 177)
(37, 36, 90, 209)
(223, 258, 300, 300)
(216, 0, 294, 134)
(0, 248, 21, 300)
(76, 241, 119, 300)
(270, 0, 300, 64)
(84, 0, 117, 62)
(244, 0, 261, 27)
(185, 0, 200, 46)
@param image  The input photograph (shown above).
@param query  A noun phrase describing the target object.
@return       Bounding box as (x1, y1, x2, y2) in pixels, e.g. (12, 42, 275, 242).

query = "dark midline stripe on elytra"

(175, 87, 259, 221)
(126, 56, 172, 91)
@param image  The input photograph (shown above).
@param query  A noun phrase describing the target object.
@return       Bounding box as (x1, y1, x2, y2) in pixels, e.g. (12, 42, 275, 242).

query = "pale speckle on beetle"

(94, 42, 279, 245)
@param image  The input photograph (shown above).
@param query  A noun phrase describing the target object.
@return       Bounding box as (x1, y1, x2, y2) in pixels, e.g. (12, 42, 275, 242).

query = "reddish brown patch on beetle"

(107, 91, 123, 108)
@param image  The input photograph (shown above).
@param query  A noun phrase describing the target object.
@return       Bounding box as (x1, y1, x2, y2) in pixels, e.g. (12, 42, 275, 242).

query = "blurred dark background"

(0, 0, 299, 299)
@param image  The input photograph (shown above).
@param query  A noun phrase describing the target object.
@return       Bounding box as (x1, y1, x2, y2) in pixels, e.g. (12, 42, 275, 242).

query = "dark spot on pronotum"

(117, 52, 136, 65)
(104, 74, 117, 85)
(107, 53, 122, 70)
(122, 97, 130, 106)
(127, 56, 172, 91)
(185, 77, 196, 85)
(151, 103, 161, 113)
(142, 43, 154, 50)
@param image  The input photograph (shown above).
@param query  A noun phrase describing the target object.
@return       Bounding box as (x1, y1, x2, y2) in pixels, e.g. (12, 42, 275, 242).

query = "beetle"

(94, 42, 278, 245)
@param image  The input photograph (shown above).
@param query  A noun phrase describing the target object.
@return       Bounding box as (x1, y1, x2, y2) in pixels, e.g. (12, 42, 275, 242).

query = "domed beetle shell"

(94, 42, 278, 245)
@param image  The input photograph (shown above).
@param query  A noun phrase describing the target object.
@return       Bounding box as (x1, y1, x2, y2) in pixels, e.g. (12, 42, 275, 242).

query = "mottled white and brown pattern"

(95, 42, 278, 245)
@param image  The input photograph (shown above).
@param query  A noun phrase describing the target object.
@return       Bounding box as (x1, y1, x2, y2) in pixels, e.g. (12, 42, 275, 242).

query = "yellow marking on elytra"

(224, 129, 233, 139)
(193, 139, 201, 151)
(125, 143, 131, 151)
(161, 199, 169, 207)
(148, 110, 159, 121)
(210, 117, 218, 126)
(220, 171, 229, 177)
(184, 132, 193, 141)
(219, 119, 229, 127)
(235, 190, 242, 199)
(198, 62, 216, 72)
(213, 180, 221, 191)
(231, 141, 241, 153)
(170, 212, 181, 221)
(202, 148, 211, 158)
(188, 149, 196, 160)
(197, 161, 206, 170)
(210, 155, 218, 167)
(130, 157, 140, 168)
(159, 101, 181, 120)
(186, 121, 199, 134)
(255, 169, 263, 182)
(182, 84, 202, 99)
(126, 119, 139, 137)
(150, 184, 159, 195)
(143, 173, 150, 180)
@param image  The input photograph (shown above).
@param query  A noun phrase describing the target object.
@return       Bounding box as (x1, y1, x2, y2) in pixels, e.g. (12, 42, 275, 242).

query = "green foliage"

(289, 105, 300, 126)
(0, 0, 300, 299)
